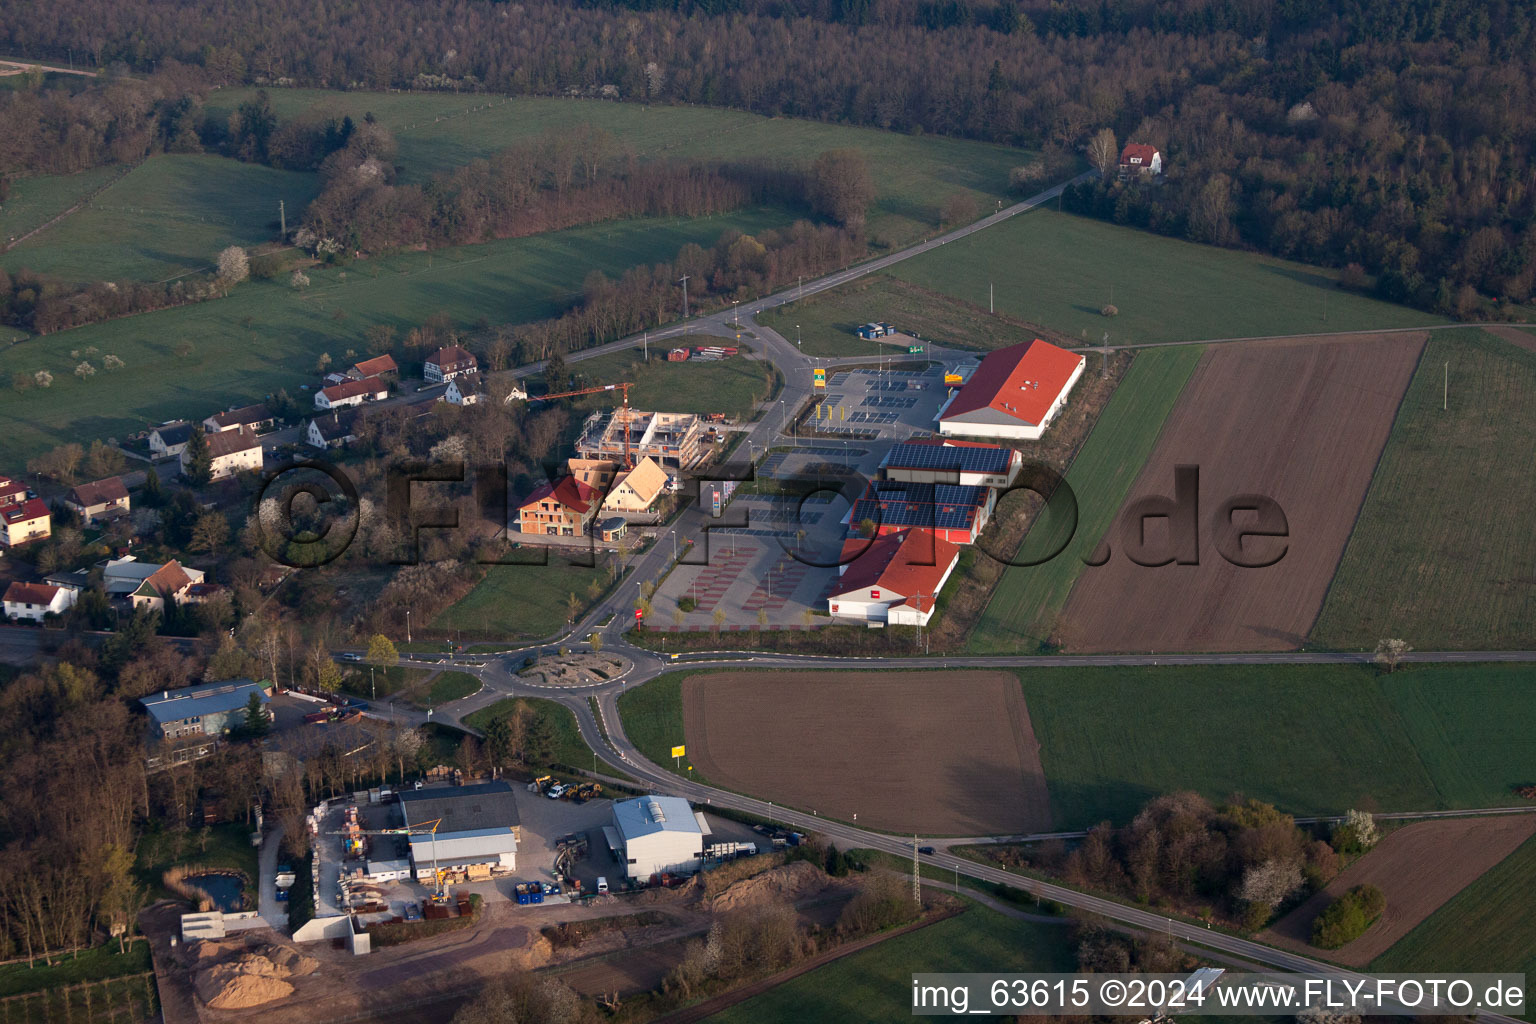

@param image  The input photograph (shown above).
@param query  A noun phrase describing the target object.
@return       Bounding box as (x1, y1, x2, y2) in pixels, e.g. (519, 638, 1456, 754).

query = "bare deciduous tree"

(1088, 127, 1118, 177)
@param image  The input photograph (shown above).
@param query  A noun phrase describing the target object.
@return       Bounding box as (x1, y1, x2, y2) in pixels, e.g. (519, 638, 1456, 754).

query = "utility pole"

(279, 199, 286, 239)
(643, 330, 648, 361)
(1102, 332, 1110, 378)
(913, 835, 921, 904)
(1444, 362, 1448, 410)
(678, 275, 690, 320)
(989, 282, 994, 314)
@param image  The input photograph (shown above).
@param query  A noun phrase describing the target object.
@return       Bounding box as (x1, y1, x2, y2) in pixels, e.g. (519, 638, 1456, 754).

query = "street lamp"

(796, 324, 801, 348)
(779, 400, 786, 432)
(405, 609, 412, 644)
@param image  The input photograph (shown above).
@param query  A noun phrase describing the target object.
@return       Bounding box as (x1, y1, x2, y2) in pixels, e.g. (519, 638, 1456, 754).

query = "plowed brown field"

(1059, 332, 1426, 651)
(681, 671, 1051, 835)
(1260, 814, 1536, 965)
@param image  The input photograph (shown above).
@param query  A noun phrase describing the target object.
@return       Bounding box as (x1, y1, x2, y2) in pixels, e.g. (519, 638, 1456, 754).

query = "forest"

(5, 0, 1535, 312)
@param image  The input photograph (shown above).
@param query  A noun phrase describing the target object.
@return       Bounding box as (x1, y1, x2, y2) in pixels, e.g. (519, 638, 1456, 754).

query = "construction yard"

(1260, 815, 1536, 966)
(678, 670, 1052, 836)
(1056, 332, 1427, 652)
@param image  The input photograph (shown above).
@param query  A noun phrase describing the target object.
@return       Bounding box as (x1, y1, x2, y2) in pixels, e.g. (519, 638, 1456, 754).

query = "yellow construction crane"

(326, 816, 451, 903)
(531, 381, 637, 467)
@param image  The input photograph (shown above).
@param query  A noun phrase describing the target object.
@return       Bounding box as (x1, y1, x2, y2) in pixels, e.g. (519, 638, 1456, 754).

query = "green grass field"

(340, 663, 430, 698)
(967, 345, 1203, 652)
(421, 671, 481, 707)
(213, 89, 1039, 250)
(0, 972, 158, 1024)
(758, 273, 1054, 358)
(0, 941, 152, 997)
(1311, 328, 1536, 650)
(1018, 663, 1536, 828)
(707, 901, 1074, 1024)
(431, 561, 613, 641)
(2, 155, 322, 282)
(615, 670, 688, 777)
(0, 164, 123, 244)
(134, 822, 259, 904)
(462, 696, 597, 772)
(1372, 834, 1536, 1018)
(563, 344, 776, 419)
(889, 209, 1440, 344)
(0, 207, 789, 463)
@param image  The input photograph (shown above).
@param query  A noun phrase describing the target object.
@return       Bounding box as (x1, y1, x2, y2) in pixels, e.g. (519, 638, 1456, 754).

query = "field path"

(1, 163, 135, 252)
(1259, 815, 1536, 966)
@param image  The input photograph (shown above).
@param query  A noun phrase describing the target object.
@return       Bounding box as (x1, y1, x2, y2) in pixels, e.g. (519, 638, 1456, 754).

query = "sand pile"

(708, 861, 829, 913)
(192, 941, 318, 1010)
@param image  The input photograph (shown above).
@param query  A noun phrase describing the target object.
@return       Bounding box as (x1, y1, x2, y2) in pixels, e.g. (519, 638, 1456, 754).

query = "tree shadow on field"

(1260, 263, 1338, 293)
(1245, 624, 1310, 649)
(1027, 778, 1162, 835)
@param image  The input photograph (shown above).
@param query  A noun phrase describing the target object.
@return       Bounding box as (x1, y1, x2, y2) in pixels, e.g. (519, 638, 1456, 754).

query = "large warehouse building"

(604, 796, 710, 881)
(397, 781, 520, 883)
(936, 338, 1085, 440)
(828, 529, 961, 627)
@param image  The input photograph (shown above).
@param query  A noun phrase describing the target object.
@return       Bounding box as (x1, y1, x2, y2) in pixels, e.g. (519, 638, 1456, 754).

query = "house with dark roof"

(1119, 143, 1163, 178)
(307, 408, 362, 448)
(518, 477, 600, 537)
(64, 476, 131, 525)
(141, 679, 271, 740)
(202, 403, 275, 434)
(849, 481, 993, 545)
(4, 581, 75, 622)
(185, 425, 263, 480)
(443, 373, 481, 406)
(149, 422, 194, 458)
(424, 345, 478, 383)
(827, 529, 959, 627)
(936, 338, 1085, 441)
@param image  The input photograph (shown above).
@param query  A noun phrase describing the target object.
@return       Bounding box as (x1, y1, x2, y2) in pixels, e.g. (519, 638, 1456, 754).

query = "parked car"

(596, 876, 610, 894)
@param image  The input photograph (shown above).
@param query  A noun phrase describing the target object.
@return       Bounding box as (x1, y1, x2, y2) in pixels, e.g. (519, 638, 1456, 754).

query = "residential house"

(827, 529, 959, 627)
(140, 679, 272, 740)
(63, 476, 131, 525)
(127, 559, 201, 612)
(202, 403, 275, 434)
(347, 354, 398, 380)
(149, 422, 194, 458)
(518, 477, 599, 537)
(0, 475, 27, 507)
(1118, 143, 1163, 179)
(183, 426, 263, 481)
(0, 498, 51, 548)
(3, 581, 75, 622)
(443, 373, 481, 406)
(425, 345, 478, 383)
(602, 456, 669, 515)
(315, 377, 387, 410)
(307, 409, 362, 448)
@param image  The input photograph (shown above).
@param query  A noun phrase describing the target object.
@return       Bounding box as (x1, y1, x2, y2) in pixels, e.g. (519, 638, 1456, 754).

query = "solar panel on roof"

(852, 481, 987, 531)
(884, 442, 1012, 475)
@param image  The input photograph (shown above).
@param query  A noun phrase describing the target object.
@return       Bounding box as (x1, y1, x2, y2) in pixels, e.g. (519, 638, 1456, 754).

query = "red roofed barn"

(827, 529, 960, 627)
(937, 338, 1085, 441)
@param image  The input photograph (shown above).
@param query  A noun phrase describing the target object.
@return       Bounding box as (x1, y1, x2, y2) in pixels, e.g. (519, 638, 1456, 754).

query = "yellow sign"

(671, 745, 686, 758)
(944, 373, 963, 385)
(813, 367, 826, 389)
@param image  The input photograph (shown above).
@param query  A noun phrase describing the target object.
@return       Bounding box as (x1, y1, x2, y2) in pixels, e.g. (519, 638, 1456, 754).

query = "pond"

(186, 873, 245, 912)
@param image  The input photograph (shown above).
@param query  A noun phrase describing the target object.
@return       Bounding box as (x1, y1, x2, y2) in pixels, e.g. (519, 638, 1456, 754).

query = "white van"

(596, 876, 609, 894)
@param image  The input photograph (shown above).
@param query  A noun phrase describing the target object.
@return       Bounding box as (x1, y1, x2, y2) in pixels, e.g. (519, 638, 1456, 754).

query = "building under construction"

(575, 408, 707, 470)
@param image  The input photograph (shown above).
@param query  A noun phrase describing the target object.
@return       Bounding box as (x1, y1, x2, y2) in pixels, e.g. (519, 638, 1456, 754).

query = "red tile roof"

(321, 377, 387, 402)
(834, 529, 959, 602)
(139, 560, 193, 600)
(0, 476, 27, 506)
(0, 498, 50, 526)
(940, 339, 1084, 427)
(1120, 143, 1159, 164)
(352, 354, 398, 377)
(520, 476, 598, 514)
(4, 581, 60, 606)
(67, 476, 129, 508)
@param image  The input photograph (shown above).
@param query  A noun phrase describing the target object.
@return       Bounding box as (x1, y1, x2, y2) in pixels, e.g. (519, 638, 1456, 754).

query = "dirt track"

(681, 670, 1052, 835)
(1260, 815, 1536, 965)
(1059, 332, 1426, 651)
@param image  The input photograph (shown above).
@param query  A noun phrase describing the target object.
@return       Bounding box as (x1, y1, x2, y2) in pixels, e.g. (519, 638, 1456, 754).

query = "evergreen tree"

(140, 465, 164, 507)
(182, 426, 213, 486)
(243, 692, 270, 736)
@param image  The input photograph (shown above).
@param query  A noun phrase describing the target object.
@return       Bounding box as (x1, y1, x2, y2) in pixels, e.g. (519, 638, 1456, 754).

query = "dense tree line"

(7, 0, 1536, 309)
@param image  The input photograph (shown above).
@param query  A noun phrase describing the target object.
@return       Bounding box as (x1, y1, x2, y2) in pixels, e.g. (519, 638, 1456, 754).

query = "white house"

(424, 345, 478, 383)
(936, 338, 1085, 441)
(183, 426, 263, 481)
(148, 422, 194, 458)
(315, 377, 387, 411)
(603, 796, 709, 881)
(443, 374, 481, 406)
(1118, 143, 1163, 178)
(307, 409, 361, 448)
(3, 581, 75, 622)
